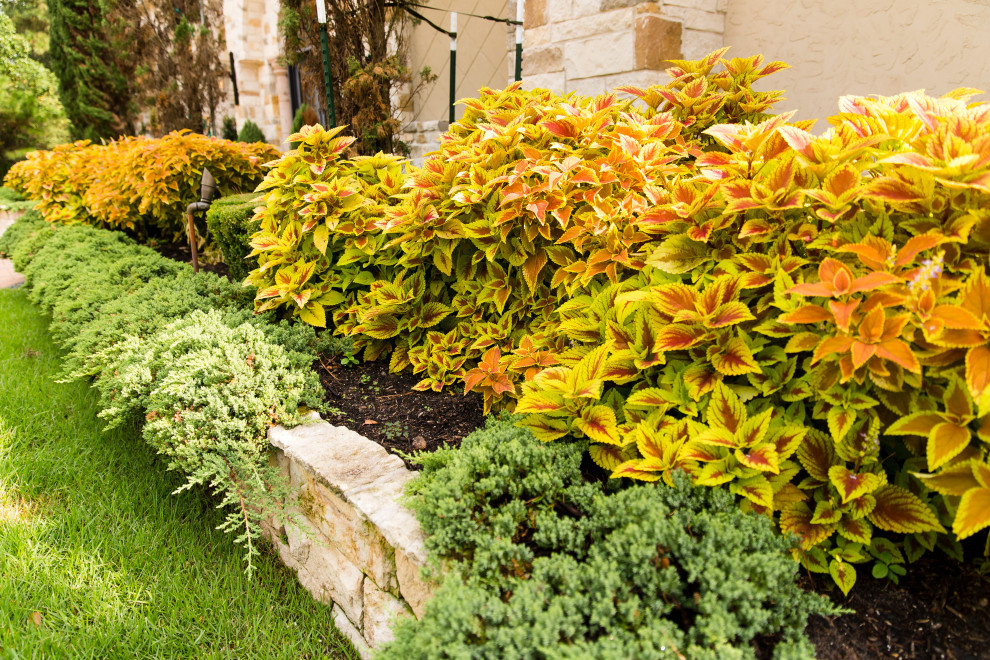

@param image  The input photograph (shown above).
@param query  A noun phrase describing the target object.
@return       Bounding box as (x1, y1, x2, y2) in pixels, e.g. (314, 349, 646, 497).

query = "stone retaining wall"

(262, 417, 436, 658)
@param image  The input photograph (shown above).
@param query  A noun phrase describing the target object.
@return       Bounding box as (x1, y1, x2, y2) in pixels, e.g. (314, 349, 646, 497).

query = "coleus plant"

(348, 84, 695, 397)
(4, 131, 276, 242)
(515, 84, 990, 593)
(244, 125, 405, 331)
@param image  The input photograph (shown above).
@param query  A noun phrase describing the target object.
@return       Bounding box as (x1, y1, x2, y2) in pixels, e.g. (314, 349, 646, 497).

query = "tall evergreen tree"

(48, 0, 135, 139)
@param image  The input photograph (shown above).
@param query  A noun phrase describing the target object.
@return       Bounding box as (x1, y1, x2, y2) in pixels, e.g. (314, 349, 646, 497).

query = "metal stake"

(316, 0, 337, 128)
(515, 1, 524, 81)
(449, 12, 457, 125)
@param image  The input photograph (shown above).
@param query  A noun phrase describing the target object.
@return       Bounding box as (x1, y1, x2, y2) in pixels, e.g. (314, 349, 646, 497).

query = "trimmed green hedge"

(206, 192, 261, 281)
(0, 212, 322, 570)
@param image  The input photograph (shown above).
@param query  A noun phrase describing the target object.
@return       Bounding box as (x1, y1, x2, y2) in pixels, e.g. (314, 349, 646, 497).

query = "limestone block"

(268, 446, 290, 480)
(395, 549, 437, 619)
(363, 580, 413, 648)
(546, 0, 573, 21)
(304, 479, 396, 591)
(567, 75, 612, 97)
(552, 7, 634, 42)
(284, 516, 312, 566)
(680, 28, 724, 60)
(523, 45, 565, 74)
(521, 71, 567, 91)
(661, 5, 725, 33)
(605, 68, 667, 91)
(332, 604, 372, 660)
(635, 14, 682, 69)
(571, 0, 603, 18)
(664, 0, 720, 11)
(346, 470, 427, 566)
(524, 23, 552, 48)
(297, 537, 365, 626)
(269, 421, 407, 496)
(563, 31, 636, 79)
(525, 0, 548, 27)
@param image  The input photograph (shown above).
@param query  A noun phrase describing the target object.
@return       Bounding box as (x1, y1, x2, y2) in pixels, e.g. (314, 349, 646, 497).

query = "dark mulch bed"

(804, 553, 990, 660)
(150, 241, 231, 279)
(315, 357, 485, 468)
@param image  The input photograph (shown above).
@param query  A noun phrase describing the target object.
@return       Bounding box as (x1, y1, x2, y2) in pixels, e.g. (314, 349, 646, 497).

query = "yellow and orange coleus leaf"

(779, 501, 837, 549)
(787, 258, 901, 298)
(866, 485, 945, 534)
(828, 466, 886, 504)
(573, 405, 621, 445)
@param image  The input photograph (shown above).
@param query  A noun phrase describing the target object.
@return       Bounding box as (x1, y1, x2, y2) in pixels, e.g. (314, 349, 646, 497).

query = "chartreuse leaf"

(829, 559, 856, 595)
(313, 224, 330, 254)
(298, 301, 326, 327)
(926, 422, 971, 470)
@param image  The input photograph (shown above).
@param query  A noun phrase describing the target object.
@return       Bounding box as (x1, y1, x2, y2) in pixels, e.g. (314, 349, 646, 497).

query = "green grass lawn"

(0, 288, 357, 660)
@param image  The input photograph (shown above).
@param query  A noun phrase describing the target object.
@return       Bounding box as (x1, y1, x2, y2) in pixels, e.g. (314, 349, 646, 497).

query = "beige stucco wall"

(724, 0, 990, 123)
(402, 0, 513, 124)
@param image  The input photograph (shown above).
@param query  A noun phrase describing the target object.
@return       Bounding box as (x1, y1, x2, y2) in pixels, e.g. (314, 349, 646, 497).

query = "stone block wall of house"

(220, 0, 294, 148)
(521, 0, 726, 96)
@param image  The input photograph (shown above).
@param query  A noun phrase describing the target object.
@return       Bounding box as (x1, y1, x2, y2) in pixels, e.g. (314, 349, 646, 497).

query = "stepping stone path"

(0, 210, 25, 289)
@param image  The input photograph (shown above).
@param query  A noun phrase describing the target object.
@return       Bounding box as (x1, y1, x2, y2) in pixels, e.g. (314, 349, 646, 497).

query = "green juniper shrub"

(0, 185, 33, 210)
(94, 309, 324, 564)
(205, 192, 263, 281)
(0, 209, 48, 259)
(238, 120, 267, 144)
(222, 115, 239, 141)
(384, 417, 841, 660)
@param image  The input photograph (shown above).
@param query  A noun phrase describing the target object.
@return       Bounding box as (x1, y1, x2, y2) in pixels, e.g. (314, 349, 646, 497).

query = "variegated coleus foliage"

(4, 131, 276, 238)
(345, 84, 690, 394)
(245, 125, 406, 330)
(515, 86, 990, 593)
(351, 56, 786, 398)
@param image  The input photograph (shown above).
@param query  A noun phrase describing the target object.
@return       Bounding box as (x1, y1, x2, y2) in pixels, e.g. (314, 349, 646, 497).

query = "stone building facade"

(519, 0, 990, 121)
(218, 0, 990, 152)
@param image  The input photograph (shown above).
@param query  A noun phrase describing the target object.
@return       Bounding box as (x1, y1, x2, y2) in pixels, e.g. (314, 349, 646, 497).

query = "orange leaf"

(363, 419, 378, 425)
(965, 345, 990, 400)
(875, 339, 921, 373)
(522, 252, 548, 292)
(779, 305, 832, 325)
(829, 299, 860, 332)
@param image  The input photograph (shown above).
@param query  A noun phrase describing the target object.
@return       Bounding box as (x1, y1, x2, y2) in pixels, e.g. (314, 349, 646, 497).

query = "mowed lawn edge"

(0, 287, 356, 660)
